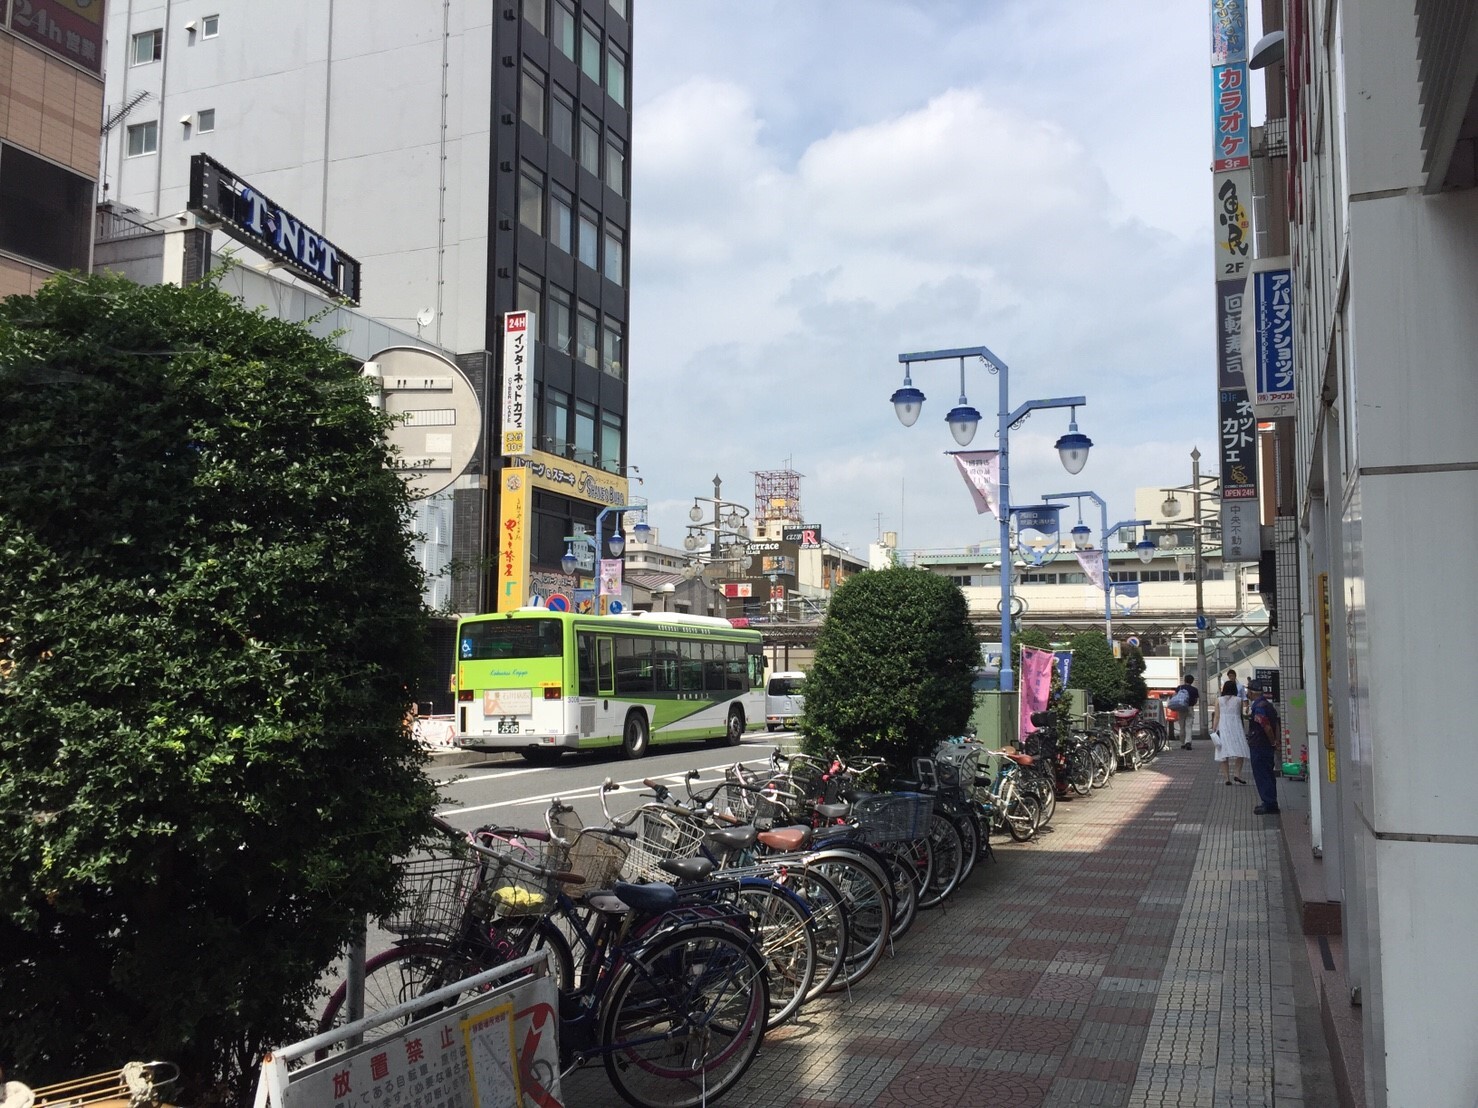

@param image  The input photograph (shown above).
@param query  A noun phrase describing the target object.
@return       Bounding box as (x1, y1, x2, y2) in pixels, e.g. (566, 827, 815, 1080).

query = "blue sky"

(626, 1, 1249, 556)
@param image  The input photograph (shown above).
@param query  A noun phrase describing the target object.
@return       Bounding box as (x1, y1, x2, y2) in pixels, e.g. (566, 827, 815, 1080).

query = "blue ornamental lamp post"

(892, 345, 1090, 692)
(1041, 489, 1152, 647)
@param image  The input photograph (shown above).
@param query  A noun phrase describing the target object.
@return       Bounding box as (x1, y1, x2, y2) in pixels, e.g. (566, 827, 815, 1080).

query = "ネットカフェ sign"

(187, 154, 362, 304)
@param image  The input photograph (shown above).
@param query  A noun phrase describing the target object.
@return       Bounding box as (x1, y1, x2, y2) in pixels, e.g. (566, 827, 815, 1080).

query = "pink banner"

(1019, 646, 1054, 744)
(952, 450, 1000, 516)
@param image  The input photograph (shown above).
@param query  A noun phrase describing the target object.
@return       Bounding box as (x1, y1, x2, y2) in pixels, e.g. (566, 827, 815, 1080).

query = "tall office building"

(0, 2, 104, 299)
(100, 0, 635, 613)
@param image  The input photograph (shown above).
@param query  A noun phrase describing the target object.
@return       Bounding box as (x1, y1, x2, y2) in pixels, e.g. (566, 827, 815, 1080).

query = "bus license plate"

(497, 719, 520, 735)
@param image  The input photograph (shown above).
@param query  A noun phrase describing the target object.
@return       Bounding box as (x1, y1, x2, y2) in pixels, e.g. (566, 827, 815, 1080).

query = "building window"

(580, 18, 601, 84)
(604, 134, 625, 195)
(603, 224, 624, 285)
(131, 29, 163, 65)
(577, 205, 599, 269)
(552, 0, 575, 61)
(126, 121, 158, 157)
(550, 86, 574, 157)
(601, 316, 623, 378)
(0, 142, 93, 271)
(606, 44, 627, 107)
(521, 63, 546, 134)
(600, 410, 622, 473)
(522, 0, 545, 34)
(517, 267, 541, 317)
(202, 14, 220, 37)
(576, 302, 598, 368)
(579, 111, 601, 176)
(549, 285, 573, 355)
(549, 183, 573, 253)
(197, 109, 216, 133)
(610, 0, 627, 16)
(574, 399, 596, 464)
(543, 387, 570, 455)
(519, 165, 544, 233)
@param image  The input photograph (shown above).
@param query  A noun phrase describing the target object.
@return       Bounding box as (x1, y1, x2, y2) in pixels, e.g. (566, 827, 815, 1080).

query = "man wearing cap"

(1246, 680, 1282, 814)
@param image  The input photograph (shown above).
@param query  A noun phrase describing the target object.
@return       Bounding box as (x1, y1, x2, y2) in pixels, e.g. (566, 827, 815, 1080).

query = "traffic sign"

(607, 600, 624, 614)
(1196, 614, 1207, 631)
(546, 593, 570, 612)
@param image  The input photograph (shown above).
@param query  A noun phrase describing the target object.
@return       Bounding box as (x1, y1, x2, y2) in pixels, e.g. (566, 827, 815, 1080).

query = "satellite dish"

(414, 307, 435, 331)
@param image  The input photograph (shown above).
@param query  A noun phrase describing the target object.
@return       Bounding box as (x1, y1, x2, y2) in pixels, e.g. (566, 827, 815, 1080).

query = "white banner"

(500, 310, 533, 457)
(1074, 549, 1105, 590)
(951, 450, 1000, 516)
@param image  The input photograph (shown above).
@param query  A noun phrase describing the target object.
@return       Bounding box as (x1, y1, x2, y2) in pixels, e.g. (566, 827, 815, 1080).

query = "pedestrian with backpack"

(1168, 674, 1199, 748)
(1247, 680, 1282, 814)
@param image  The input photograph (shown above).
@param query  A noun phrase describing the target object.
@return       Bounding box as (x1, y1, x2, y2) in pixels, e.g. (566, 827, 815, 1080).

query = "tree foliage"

(1121, 644, 1150, 707)
(0, 273, 440, 1102)
(799, 567, 977, 778)
(1012, 626, 1053, 674)
(1064, 631, 1126, 712)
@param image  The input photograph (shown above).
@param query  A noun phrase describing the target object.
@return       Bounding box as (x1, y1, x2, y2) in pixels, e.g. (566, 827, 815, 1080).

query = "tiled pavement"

(561, 745, 1331, 1107)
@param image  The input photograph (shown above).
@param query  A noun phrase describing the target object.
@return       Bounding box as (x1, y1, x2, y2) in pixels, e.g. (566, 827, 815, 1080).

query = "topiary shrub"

(799, 567, 976, 781)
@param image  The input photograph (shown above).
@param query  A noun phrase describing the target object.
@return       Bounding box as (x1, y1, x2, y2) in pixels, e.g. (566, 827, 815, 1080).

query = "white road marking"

(436, 756, 768, 819)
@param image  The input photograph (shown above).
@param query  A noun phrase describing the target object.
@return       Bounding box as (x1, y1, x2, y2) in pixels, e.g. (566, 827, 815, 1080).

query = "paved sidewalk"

(562, 744, 1330, 1106)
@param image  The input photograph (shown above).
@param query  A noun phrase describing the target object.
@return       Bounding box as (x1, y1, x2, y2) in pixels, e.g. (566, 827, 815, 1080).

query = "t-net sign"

(781, 526, 822, 547)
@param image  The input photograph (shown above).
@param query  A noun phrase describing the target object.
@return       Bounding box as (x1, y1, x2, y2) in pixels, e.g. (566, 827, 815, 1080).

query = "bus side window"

(747, 650, 765, 689)
(577, 632, 598, 697)
(725, 643, 745, 692)
(680, 641, 702, 691)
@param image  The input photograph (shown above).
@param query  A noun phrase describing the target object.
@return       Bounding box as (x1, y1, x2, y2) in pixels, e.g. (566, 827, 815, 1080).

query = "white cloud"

(628, 2, 1220, 557)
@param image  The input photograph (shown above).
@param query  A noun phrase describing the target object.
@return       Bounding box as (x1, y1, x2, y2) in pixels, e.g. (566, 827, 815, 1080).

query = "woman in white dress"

(1212, 679, 1250, 785)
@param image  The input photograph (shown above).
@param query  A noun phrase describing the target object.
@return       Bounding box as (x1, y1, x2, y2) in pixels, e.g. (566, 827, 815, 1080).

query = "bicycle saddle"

(659, 856, 715, 882)
(813, 802, 850, 821)
(705, 825, 758, 853)
(757, 825, 811, 852)
(601, 881, 679, 915)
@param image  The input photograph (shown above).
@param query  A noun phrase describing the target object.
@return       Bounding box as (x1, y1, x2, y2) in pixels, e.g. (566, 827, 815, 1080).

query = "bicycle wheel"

(734, 881, 818, 1029)
(317, 942, 473, 1047)
(1006, 793, 1040, 842)
(782, 868, 850, 1000)
(918, 813, 965, 910)
(600, 923, 769, 1108)
(1089, 741, 1114, 788)
(1132, 726, 1157, 764)
(949, 807, 982, 883)
(877, 837, 927, 940)
(805, 852, 892, 990)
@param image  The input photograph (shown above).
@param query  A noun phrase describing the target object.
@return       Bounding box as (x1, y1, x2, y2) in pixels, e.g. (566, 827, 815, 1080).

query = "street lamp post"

(1158, 449, 1213, 741)
(1040, 489, 1152, 647)
(563, 502, 648, 614)
(893, 345, 1090, 693)
(681, 476, 751, 619)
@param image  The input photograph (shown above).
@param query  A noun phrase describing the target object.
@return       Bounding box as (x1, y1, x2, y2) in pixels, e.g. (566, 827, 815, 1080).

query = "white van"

(765, 671, 806, 732)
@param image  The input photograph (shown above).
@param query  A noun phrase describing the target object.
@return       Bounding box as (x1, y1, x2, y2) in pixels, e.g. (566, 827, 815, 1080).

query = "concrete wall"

(1292, 2, 1478, 1103)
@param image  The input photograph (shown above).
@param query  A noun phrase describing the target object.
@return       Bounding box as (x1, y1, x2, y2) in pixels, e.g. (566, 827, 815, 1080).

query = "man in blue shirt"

(1173, 675, 1200, 749)
(1247, 680, 1282, 814)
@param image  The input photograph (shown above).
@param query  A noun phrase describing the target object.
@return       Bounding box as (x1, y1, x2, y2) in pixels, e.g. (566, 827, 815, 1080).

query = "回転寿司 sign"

(188, 155, 362, 304)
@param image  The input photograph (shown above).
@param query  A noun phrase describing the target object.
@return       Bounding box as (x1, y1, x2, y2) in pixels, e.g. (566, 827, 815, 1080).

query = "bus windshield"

(458, 619, 563, 661)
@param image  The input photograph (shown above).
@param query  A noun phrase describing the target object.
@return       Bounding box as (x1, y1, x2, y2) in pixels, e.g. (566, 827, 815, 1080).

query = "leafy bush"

(0, 274, 440, 1103)
(1121, 644, 1150, 707)
(799, 567, 976, 779)
(1064, 630, 1126, 712)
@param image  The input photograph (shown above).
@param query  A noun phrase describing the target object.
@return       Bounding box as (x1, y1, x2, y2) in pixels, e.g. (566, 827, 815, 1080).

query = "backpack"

(1167, 688, 1191, 712)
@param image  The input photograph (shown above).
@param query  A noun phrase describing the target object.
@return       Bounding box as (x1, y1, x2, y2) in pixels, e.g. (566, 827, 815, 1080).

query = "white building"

(1286, 4, 1478, 1104)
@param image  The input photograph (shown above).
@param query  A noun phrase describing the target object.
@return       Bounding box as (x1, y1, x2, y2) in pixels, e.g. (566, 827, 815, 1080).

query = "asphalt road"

(429, 732, 796, 834)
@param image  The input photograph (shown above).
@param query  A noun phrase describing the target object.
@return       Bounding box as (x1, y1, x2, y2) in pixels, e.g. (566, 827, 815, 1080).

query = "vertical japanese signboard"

(1210, 0, 1258, 522)
(497, 468, 530, 612)
(501, 311, 533, 458)
(1251, 266, 1295, 416)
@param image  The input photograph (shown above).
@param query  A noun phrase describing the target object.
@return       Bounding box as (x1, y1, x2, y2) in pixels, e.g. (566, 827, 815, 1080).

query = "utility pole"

(1193, 447, 1209, 741)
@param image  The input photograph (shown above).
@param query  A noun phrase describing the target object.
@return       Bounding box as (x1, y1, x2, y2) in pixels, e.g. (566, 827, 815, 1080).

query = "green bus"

(453, 608, 767, 764)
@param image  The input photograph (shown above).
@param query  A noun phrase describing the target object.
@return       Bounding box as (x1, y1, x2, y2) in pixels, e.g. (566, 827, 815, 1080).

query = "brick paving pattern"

(560, 747, 1309, 1107)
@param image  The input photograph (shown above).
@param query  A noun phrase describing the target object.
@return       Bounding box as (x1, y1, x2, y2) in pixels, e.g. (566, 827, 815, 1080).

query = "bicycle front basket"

(851, 791, 935, 844)
(384, 850, 479, 939)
